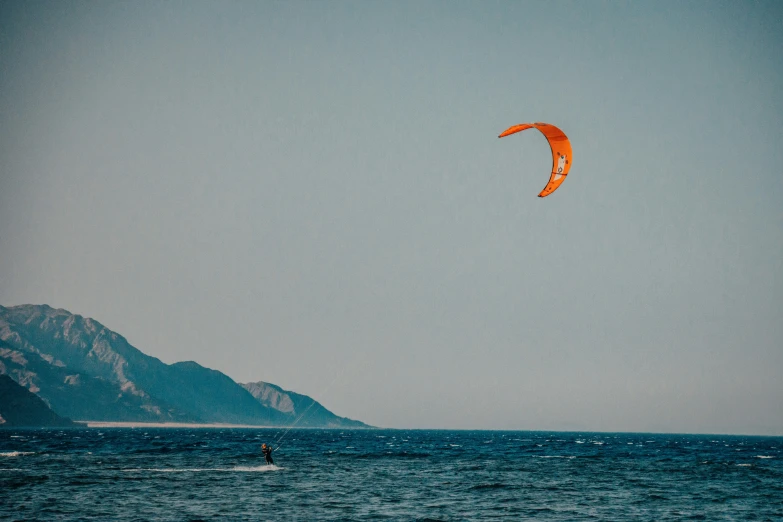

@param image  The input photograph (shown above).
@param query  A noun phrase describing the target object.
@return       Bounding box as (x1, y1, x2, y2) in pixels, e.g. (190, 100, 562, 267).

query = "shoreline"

(79, 421, 277, 429)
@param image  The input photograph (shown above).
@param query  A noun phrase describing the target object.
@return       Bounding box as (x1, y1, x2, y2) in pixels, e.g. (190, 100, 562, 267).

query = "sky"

(1, 0, 782, 435)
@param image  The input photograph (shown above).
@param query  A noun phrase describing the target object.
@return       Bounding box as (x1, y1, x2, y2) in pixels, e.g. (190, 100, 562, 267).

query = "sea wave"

(532, 455, 576, 459)
(354, 451, 432, 459)
(0, 451, 35, 457)
(470, 483, 511, 490)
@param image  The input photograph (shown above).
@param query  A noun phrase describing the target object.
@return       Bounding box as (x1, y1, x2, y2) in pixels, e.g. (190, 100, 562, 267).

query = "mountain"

(242, 381, 368, 428)
(0, 374, 75, 427)
(0, 304, 371, 428)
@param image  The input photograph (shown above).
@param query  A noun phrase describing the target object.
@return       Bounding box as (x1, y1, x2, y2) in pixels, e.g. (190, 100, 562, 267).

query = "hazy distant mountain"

(242, 381, 368, 428)
(0, 374, 75, 427)
(0, 304, 371, 428)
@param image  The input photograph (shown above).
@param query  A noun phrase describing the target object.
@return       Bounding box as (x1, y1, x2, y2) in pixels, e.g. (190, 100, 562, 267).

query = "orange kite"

(498, 122, 573, 198)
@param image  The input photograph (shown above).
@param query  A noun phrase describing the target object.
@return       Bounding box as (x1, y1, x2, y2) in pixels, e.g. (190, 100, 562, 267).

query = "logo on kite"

(498, 122, 573, 198)
(555, 154, 567, 178)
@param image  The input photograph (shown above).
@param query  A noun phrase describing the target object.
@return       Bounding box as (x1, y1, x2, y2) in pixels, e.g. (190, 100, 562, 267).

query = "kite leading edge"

(498, 122, 572, 198)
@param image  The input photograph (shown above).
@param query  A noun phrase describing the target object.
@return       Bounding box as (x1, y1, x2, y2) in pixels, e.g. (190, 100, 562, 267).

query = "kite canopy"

(498, 122, 572, 198)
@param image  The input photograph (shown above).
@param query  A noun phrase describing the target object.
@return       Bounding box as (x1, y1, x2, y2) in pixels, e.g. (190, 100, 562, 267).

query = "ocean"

(1, 428, 781, 521)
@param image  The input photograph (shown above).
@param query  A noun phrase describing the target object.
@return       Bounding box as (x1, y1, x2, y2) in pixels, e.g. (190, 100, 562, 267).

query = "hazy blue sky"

(1, 1, 781, 434)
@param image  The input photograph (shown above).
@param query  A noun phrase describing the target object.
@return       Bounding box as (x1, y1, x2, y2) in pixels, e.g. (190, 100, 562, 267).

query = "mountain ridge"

(0, 304, 371, 429)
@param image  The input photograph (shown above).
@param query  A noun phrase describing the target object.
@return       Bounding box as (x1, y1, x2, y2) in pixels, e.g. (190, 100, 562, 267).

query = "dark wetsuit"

(262, 446, 274, 465)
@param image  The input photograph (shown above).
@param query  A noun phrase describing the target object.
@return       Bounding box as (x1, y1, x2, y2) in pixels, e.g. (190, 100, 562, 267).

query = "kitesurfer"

(261, 443, 274, 465)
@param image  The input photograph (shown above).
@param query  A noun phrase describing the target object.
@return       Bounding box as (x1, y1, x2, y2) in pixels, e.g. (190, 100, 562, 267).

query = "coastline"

(78, 421, 276, 429)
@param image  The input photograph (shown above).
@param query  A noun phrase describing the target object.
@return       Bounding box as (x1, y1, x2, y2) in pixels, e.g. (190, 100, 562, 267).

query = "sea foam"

(0, 451, 34, 457)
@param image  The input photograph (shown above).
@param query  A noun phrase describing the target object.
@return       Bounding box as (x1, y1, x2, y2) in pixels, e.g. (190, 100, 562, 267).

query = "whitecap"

(755, 455, 774, 459)
(0, 451, 34, 457)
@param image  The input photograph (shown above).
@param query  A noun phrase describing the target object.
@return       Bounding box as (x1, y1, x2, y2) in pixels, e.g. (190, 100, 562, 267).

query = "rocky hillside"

(0, 304, 371, 428)
(242, 381, 368, 428)
(0, 374, 75, 427)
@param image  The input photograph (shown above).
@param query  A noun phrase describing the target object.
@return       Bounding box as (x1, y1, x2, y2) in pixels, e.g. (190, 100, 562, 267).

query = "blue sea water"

(1, 428, 781, 521)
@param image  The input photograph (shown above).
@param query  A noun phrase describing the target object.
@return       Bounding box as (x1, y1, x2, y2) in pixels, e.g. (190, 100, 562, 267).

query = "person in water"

(261, 443, 274, 465)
